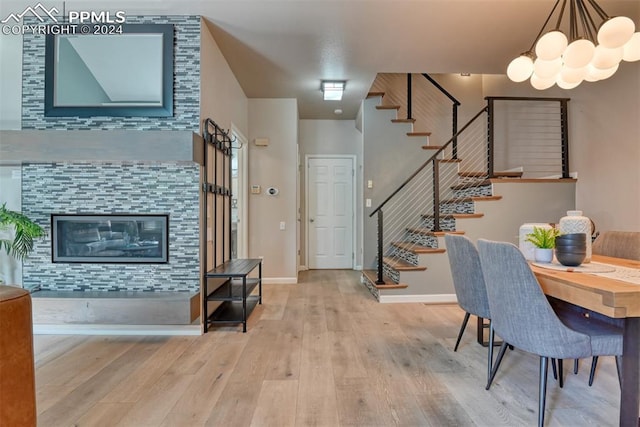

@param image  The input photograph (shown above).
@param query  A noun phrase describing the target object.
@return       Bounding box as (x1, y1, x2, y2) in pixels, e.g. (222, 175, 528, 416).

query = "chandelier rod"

(576, 0, 597, 41)
(527, 0, 564, 52)
(585, 0, 608, 21)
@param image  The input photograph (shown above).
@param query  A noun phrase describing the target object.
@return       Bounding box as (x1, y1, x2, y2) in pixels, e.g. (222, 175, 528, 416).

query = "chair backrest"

(592, 231, 640, 261)
(477, 239, 591, 359)
(444, 234, 490, 319)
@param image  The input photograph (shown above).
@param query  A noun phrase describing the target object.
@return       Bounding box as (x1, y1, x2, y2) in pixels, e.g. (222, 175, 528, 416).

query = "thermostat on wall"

(251, 185, 261, 194)
(266, 187, 279, 196)
(254, 137, 269, 146)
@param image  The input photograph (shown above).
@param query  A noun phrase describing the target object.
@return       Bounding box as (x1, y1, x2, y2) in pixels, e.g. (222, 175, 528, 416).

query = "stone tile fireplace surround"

(0, 130, 204, 326)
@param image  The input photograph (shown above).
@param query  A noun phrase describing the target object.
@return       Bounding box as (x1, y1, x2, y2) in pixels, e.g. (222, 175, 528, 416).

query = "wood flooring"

(33, 270, 620, 426)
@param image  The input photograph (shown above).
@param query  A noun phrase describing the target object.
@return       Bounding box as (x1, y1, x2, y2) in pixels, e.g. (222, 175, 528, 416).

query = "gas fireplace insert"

(51, 214, 169, 263)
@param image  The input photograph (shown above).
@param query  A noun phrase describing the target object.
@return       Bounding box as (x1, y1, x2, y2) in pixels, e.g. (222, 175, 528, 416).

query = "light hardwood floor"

(34, 270, 620, 426)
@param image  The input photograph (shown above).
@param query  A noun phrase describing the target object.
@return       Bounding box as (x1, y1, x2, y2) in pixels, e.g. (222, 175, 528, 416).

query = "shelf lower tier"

(206, 297, 260, 326)
(207, 278, 261, 301)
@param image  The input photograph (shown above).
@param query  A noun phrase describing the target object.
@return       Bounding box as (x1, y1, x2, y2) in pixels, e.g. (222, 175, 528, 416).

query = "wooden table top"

(532, 255, 640, 318)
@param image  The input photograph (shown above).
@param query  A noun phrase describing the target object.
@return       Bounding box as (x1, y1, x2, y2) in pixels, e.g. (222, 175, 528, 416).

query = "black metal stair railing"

(369, 96, 571, 285)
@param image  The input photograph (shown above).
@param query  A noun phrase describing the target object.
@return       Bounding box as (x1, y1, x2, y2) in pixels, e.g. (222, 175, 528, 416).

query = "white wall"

(298, 119, 363, 268)
(0, 166, 22, 284)
(248, 99, 299, 281)
(482, 63, 640, 232)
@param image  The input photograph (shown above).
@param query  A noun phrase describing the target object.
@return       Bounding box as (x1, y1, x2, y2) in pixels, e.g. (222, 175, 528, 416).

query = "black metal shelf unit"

(204, 258, 262, 333)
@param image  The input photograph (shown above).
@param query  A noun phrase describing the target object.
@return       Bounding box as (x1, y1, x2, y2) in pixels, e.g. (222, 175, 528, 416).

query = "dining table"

(531, 254, 640, 427)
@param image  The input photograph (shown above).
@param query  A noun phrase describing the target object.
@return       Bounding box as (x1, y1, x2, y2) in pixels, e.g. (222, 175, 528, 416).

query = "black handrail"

(370, 106, 488, 217)
(422, 74, 461, 106)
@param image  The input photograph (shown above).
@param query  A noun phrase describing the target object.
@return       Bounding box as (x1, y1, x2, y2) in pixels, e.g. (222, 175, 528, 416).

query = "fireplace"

(52, 214, 169, 263)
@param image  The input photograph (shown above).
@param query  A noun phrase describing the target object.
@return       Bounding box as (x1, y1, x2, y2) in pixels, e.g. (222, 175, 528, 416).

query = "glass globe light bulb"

(534, 57, 562, 78)
(556, 74, 582, 90)
(530, 73, 556, 90)
(590, 63, 619, 81)
(584, 64, 601, 82)
(591, 45, 624, 69)
(622, 32, 640, 62)
(560, 65, 586, 84)
(563, 39, 595, 68)
(507, 54, 534, 82)
(535, 31, 568, 60)
(598, 16, 636, 49)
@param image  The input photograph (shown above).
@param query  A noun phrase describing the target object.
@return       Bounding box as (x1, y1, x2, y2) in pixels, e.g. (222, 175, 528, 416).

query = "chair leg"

(615, 355, 622, 388)
(487, 321, 495, 385)
(588, 356, 599, 386)
(486, 341, 508, 390)
(558, 359, 563, 388)
(539, 357, 549, 427)
(454, 312, 471, 352)
(551, 358, 557, 380)
(574, 359, 579, 374)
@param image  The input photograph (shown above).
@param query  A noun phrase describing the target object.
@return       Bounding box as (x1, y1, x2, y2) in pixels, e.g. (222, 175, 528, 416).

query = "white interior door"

(308, 157, 354, 269)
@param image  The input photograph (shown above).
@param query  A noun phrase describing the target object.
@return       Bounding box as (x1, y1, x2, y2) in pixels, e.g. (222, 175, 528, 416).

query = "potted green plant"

(525, 226, 559, 263)
(0, 203, 45, 262)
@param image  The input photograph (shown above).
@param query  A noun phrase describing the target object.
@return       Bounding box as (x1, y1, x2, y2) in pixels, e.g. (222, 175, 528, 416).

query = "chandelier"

(507, 0, 640, 90)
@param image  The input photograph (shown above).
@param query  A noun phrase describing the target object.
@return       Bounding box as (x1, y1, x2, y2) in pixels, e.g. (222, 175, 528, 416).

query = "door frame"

(305, 154, 357, 270)
(231, 124, 248, 259)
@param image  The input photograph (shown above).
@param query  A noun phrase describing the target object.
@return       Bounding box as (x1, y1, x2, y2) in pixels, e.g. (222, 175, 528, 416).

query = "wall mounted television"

(44, 24, 174, 117)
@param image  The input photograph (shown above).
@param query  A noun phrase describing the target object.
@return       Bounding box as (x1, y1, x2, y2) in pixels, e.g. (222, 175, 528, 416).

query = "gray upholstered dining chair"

(444, 234, 496, 384)
(477, 239, 623, 427)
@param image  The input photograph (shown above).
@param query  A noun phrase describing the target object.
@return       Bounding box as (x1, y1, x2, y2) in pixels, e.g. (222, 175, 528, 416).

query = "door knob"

(310, 218, 315, 223)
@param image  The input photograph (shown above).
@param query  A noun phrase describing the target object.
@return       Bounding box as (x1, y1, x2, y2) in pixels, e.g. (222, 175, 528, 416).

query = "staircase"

(361, 87, 576, 303)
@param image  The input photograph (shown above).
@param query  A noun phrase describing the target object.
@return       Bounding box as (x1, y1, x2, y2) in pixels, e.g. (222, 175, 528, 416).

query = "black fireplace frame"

(51, 214, 169, 264)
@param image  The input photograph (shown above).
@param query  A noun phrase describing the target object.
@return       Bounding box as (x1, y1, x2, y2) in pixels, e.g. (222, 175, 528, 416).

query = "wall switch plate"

(280, 221, 286, 230)
(367, 180, 373, 188)
(366, 198, 371, 207)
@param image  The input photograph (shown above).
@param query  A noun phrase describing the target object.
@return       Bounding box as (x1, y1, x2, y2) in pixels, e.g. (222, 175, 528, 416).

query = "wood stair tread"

(407, 228, 466, 237)
(407, 132, 432, 137)
(382, 256, 426, 271)
(440, 195, 502, 204)
(367, 91, 385, 99)
(391, 242, 446, 254)
(391, 118, 416, 123)
(459, 171, 523, 178)
(421, 145, 444, 150)
(362, 270, 408, 289)
(421, 213, 484, 219)
(450, 180, 491, 190)
(376, 105, 401, 110)
(438, 158, 462, 163)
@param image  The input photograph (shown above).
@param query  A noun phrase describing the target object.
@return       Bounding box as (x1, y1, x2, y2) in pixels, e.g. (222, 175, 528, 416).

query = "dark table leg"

(620, 317, 640, 427)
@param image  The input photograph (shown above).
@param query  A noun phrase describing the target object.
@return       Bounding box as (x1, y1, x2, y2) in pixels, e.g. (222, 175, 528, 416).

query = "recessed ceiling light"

(334, 109, 343, 115)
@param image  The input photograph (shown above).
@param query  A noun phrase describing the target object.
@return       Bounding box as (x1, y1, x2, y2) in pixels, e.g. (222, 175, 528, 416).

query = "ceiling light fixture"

(507, 0, 639, 90)
(322, 81, 345, 101)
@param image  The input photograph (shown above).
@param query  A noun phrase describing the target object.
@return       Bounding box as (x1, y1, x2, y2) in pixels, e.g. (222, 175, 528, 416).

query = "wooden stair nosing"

(406, 228, 466, 237)
(438, 158, 462, 163)
(376, 105, 401, 111)
(459, 171, 523, 178)
(391, 118, 416, 123)
(391, 242, 446, 254)
(362, 270, 408, 290)
(421, 213, 485, 220)
(367, 91, 385, 99)
(421, 145, 444, 150)
(440, 195, 502, 204)
(407, 132, 432, 137)
(382, 256, 427, 271)
(450, 180, 492, 190)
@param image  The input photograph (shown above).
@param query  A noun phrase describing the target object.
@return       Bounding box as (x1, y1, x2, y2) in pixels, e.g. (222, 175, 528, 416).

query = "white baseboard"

(378, 294, 458, 304)
(262, 277, 298, 284)
(298, 265, 308, 271)
(354, 265, 363, 271)
(33, 324, 202, 335)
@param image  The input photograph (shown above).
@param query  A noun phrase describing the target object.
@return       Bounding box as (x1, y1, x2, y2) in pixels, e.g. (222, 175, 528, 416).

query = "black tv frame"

(44, 24, 174, 118)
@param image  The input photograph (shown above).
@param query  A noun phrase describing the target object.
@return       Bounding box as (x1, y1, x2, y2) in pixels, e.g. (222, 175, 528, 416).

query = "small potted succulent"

(525, 226, 560, 263)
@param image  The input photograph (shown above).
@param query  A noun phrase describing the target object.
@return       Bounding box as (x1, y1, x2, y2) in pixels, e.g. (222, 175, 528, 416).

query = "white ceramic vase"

(559, 210, 592, 263)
